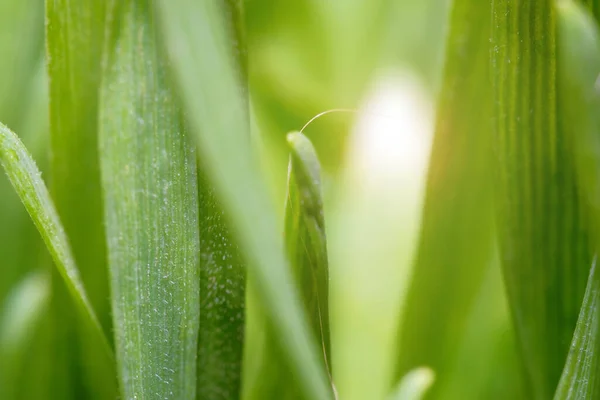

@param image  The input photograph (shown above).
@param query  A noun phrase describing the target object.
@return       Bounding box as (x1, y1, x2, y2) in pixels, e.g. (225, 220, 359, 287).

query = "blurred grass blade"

(99, 1, 200, 398)
(554, 258, 600, 399)
(329, 72, 434, 400)
(0, 270, 49, 400)
(285, 132, 330, 366)
(156, 2, 332, 399)
(244, 132, 331, 399)
(0, 0, 43, 130)
(492, 1, 592, 397)
(197, 171, 246, 399)
(395, 0, 493, 392)
(0, 122, 111, 358)
(46, 0, 111, 345)
(557, 0, 600, 233)
(388, 368, 435, 400)
(46, 1, 115, 398)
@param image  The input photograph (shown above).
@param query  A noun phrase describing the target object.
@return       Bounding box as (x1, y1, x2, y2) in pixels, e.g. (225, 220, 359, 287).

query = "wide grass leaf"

(99, 1, 200, 398)
(156, 1, 332, 399)
(0, 122, 111, 359)
(492, 1, 592, 398)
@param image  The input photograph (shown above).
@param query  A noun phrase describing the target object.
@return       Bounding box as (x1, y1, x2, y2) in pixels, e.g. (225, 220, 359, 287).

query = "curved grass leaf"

(394, 0, 493, 392)
(99, 1, 200, 398)
(0, 0, 45, 314)
(155, 2, 332, 399)
(0, 122, 111, 359)
(492, 1, 592, 397)
(329, 73, 434, 400)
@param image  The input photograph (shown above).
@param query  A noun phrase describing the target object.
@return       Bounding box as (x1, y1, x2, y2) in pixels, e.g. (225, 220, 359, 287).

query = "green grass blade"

(156, 2, 332, 399)
(554, 4, 600, 397)
(46, 0, 111, 340)
(45, 1, 115, 397)
(197, 171, 246, 399)
(554, 259, 600, 399)
(492, 1, 592, 397)
(329, 73, 434, 400)
(244, 132, 331, 399)
(395, 0, 493, 392)
(285, 132, 330, 367)
(0, 122, 111, 358)
(99, 1, 200, 398)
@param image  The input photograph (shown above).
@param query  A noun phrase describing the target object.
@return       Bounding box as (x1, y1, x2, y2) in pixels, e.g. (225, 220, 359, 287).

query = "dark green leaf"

(492, 1, 592, 398)
(554, 3, 600, 397)
(197, 171, 246, 400)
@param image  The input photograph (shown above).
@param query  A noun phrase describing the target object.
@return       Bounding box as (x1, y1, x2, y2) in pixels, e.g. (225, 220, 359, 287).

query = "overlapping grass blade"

(46, 1, 115, 398)
(0, 122, 111, 359)
(394, 0, 493, 394)
(492, 1, 592, 398)
(155, 2, 332, 399)
(195, 3, 247, 398)
(99, 1, 200, 398)
(197, 170, 246, 400)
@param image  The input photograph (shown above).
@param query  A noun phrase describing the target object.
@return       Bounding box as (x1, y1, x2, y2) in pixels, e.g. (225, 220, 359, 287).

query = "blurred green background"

(0, 0, 525, 399)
